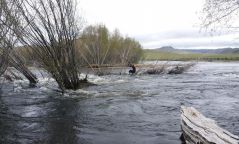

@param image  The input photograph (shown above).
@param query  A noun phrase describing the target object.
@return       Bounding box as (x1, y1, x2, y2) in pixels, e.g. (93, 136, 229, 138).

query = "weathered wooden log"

(168, 66, 184, 74)
(145, 66, 165, 74)
(181, 106, 239, 144)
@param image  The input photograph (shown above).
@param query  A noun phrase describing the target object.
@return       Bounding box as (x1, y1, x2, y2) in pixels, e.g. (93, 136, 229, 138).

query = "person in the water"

(128, 63, 136, 74)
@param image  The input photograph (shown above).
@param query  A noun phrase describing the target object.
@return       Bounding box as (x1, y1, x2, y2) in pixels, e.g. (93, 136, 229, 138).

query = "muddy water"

(0, 62, 239, 144)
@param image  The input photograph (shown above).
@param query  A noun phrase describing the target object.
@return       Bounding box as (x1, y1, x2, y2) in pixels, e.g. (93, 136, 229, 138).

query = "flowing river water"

(0, 62, 239, 144)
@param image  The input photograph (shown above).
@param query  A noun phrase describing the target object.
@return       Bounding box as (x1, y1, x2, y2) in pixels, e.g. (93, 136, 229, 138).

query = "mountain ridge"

(153, 46, 239, 54)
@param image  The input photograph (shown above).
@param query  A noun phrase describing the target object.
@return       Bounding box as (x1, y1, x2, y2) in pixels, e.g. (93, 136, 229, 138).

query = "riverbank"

(144, 50, 239, 61)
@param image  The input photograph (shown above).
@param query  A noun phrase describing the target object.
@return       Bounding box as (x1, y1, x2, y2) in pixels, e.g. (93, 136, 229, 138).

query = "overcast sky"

(79, 0, 239, 49)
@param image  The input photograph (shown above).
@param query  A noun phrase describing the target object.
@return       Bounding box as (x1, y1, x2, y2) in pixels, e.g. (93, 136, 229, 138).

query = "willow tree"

(0, 0, 19, 77)
(108, 29, 124, 64)
(5, 0, 84, 91)
(0, 37, 9, 77)
(0, 0, 38, 85)
(119, 37, 143, 64)
(0, 0, 10, 76)
(202, 0, 239, 30)
(80, 24, 111, 66)
(80, 25, 143, 66)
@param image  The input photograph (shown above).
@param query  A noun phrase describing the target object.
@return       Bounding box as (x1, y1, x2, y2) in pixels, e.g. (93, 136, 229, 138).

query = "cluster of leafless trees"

(0, 0, 86, 91)
(0, 0, 143, 91)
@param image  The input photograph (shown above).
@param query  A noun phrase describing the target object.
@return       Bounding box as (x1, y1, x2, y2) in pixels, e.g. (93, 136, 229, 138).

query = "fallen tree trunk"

(180, 106, 239, 144)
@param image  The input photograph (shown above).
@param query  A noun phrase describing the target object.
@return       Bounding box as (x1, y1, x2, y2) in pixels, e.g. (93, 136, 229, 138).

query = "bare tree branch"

(202, 0, 239, 32)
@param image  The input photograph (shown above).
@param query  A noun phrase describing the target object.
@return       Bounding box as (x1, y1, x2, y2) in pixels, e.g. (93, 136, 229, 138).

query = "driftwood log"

(80, 63, 195, 75)
(181, 106, 239, 144)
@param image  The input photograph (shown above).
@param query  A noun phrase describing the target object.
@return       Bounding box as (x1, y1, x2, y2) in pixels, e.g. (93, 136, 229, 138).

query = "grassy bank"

(144, 50, 239, 61)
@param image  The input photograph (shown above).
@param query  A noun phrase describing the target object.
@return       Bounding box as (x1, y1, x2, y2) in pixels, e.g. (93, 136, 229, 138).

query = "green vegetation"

(78, 25, 143, 66)
(144, 50, 239, 61)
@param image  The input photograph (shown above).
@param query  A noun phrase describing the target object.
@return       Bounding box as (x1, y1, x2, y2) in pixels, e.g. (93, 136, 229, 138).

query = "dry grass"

(144, 50, 239, 61)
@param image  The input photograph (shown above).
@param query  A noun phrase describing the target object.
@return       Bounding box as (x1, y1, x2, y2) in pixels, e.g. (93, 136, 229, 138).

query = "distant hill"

(154, 46, 190, 54)
(156, 46, 175, 52)
(154, 46, 239, 54)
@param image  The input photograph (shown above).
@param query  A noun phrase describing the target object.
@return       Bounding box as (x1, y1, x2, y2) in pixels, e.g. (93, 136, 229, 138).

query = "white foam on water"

(114, 79, 126, 83)
(38, 77, 55, 83)
(221, 73, 239, 78)
(21, 105, 42, 117)
(79, 73, 111, 84)
(13, 86, 23, 92)
(66, 88, 94, 95)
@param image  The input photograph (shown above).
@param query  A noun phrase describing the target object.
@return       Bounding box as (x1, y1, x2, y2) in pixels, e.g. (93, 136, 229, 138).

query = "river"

(0, 62, 239, 144)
